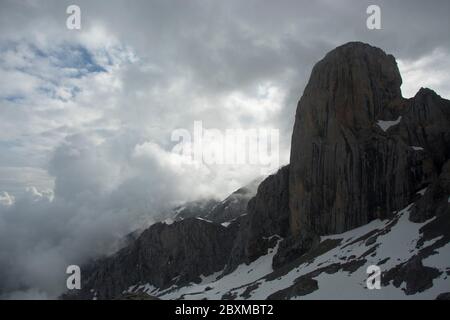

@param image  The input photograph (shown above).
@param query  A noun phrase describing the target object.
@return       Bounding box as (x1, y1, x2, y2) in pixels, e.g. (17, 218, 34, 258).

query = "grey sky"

(0, 0, 449, 298)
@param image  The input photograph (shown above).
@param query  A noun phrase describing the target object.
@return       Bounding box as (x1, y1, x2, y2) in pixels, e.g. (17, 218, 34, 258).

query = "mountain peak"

(415, 87, 439, 98)
(301, 42, 402, 129)
(289, 42, 447, 237)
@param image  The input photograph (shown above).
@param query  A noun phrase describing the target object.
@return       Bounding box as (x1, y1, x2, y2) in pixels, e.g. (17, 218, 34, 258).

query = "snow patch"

(162, 218, 175, 225)
(377, 116, 402, 132)
(417, 187, 427, 196)
(157, 238, 282, 300)
(422, 241, 450, 270)
(195, 217, 213, 223)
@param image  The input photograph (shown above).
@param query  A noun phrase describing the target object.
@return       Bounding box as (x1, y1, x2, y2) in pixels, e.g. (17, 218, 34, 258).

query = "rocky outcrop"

(172, 199, 219, 221)
(289, 42, 447, 237)
(394, 88, 450, 170)
(225, 166, 290, 272)
(382, 256, 442, 295)
(436, 293, 450, 300)
(410, 160, 450, 222)
(272, 228, 319, 270)
(64, 218, 238, 300)
(205, 178, 262, 223)
(173, 178, 262, 224)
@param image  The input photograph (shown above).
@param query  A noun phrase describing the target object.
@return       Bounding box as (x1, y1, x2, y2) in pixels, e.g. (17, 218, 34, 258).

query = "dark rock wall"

(289, 42, 449, 236)
(225, 165, 290, 272)
(66, 218, 237, 299)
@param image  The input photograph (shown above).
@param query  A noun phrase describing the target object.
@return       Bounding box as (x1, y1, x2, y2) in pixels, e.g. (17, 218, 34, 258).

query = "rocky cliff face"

(289, 42, 448, 237)
(394, 88, 450, 170)
(64, 218, 239, 300)
(172, 178, 262, 224)
(172, 198, 220, 221)
(205, 178, 263, 224)
(225, 165, 290, 272)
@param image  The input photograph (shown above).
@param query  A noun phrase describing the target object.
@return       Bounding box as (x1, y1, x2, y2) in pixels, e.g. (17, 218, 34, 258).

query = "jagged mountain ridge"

(64, 42, 450, 300)
(168, 177, 262, 224)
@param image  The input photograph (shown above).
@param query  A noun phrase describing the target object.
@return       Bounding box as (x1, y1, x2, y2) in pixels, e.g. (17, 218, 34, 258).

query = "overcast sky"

(0, 0, 449, 299)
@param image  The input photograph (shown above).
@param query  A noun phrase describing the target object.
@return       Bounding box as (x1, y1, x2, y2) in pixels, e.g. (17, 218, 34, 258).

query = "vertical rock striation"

(225, 165, 290, 272)
(288, 42, 446, 236)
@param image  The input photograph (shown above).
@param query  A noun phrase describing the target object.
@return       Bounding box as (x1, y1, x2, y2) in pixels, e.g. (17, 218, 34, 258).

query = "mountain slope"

(124, 199, 449, 300)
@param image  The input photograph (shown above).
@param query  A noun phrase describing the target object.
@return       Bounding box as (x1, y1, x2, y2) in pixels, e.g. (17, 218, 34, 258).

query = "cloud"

(398, 48, 450, 98)
(0, 0, 450, 298)
(0, 127, 269, 298)
(0, 192, 14, 206)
